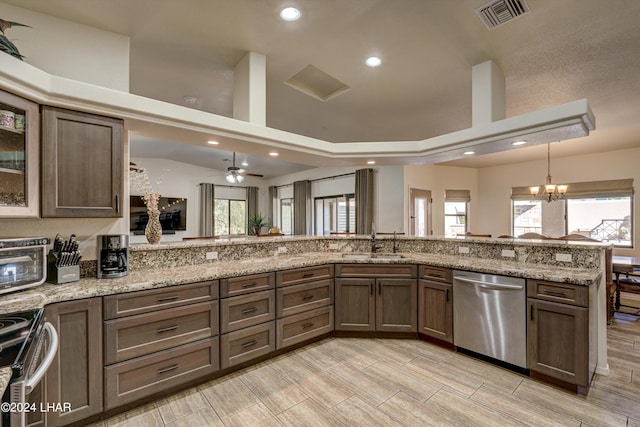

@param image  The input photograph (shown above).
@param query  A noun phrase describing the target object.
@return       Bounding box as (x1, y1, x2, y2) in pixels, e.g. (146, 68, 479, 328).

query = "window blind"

(444, 189, 471, 202)
(512, 179, 633, 200)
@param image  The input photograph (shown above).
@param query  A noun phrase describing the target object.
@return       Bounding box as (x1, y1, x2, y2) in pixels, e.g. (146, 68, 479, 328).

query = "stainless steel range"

(1, 308, 58, 427)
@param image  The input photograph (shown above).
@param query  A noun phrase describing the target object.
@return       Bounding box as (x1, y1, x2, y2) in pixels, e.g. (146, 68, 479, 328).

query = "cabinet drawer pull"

(543, 289, 568, 297)
(242, 282, 257, 288)
(157, 295, 179, 302)
(427, 273, 442, 278)
(158, 364, 179, 374)
(242, 340, 257, 348)
(302, 294, 314, 301)
(302, 322, 314, 329)
(156, 325, 178, 334)
(241, 307, 258, 314)
(302, 273, 314, 278)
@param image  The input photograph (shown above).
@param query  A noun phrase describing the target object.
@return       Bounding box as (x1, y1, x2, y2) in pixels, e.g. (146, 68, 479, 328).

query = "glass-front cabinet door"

(0, 89, 39, 217)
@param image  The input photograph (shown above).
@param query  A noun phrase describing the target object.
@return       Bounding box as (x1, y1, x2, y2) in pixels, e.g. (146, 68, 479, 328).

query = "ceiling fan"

(225, 152, 263, 183)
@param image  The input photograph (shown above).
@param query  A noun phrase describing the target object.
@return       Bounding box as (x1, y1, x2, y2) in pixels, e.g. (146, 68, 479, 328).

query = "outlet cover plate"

(206, 251, 218, 260)
(458, 246, 470, 254)
(555, 253, 572, 262)
(501, 249, 515, 258)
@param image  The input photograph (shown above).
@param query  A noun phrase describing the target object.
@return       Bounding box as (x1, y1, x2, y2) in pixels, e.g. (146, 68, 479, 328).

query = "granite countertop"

(0, 251, 601, 315)
(0, 367, 10, 398)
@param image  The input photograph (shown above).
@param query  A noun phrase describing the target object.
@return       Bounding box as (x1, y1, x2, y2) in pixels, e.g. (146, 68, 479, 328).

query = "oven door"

(9, 322, 58, 427)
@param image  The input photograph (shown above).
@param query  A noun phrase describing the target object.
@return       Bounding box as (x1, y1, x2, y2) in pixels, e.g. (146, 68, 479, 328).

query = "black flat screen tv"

(130, 196, 187, 234)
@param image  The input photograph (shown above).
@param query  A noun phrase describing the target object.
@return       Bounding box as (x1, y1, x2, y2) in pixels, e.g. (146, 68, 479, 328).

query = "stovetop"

(0, 308, 44, 371)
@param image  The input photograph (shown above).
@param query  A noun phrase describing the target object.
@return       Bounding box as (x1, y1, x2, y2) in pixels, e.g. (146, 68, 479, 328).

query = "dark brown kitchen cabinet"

(335, 264, 417, 333)
(45, 298, 103, 426)
(527, 279, 590, 391)
(41, 106, 124, 217)
(0, 89, 40, 217)
(418, 266, 453, 343)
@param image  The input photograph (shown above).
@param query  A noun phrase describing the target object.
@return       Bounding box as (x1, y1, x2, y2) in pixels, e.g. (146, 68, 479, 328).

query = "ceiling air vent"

(476, 0, 530, 30)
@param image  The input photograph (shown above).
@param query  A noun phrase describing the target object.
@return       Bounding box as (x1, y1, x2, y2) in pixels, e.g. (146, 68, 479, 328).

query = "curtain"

(247, 186, 259, 224)
(512, 178, 634, 200)
(445, 189, 471, 202)
(355, 168, 374, 234)
(268, 186, 277, 229)
(199, 183, 214, 236)
(293, 180, 311, 235)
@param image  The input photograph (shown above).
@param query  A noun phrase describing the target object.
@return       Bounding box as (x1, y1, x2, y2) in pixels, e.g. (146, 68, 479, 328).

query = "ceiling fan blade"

(245, 172, 264, 177)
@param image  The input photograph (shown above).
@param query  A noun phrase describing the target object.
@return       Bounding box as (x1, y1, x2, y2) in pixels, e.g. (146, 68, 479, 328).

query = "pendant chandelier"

(529, 143, 568, 203)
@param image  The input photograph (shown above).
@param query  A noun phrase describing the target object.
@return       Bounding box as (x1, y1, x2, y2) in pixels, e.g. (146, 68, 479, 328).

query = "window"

(314, 194, 355, 235)
(214, 199, 246, 236)
(512, 200, 542, 237)
(444, 189, 470, 237)
(280, 198, 293, 235)
(567, 197, 632, 246)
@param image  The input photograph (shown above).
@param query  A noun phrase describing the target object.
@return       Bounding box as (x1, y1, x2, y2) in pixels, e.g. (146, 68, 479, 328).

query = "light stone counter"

(0, 367, 11, 399)
(0, 251, 600, 315)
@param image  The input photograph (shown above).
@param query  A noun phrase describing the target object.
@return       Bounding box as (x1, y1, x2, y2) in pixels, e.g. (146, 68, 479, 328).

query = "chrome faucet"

(371, 223, 382, 254)
(392, 230, 399, 253)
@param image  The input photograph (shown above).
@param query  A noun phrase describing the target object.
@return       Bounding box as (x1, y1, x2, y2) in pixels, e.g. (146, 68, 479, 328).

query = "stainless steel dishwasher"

(453, 270, 527, 369)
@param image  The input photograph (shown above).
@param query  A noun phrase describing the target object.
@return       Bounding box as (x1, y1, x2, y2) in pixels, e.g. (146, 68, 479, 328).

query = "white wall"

(404, 165, 479, 235)
(477, 146, 640, 256)
(0, 2, 130, 91)
(129, 157, 268, 244)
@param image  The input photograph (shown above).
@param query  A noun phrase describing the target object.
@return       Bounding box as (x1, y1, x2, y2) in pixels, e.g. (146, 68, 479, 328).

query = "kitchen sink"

(340, 253, 404, 260)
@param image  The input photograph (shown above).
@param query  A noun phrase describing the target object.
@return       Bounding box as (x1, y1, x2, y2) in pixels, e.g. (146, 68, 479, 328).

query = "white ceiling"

(6, 0, 640, 174)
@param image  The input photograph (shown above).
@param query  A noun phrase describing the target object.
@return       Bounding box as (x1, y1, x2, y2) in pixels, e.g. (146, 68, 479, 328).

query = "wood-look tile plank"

(199, 372, 261, 419)
(377, 391, 448, 426)
(513, 379, 627, 427)
(424, 388, 528, 426)
(285, 365, 354, 409)
(325, 362, 398, 407)
(329, 395, 403, 427)
(364, 361, 442, 402)
(584, 385, 640, 420)
(239, 363, 309, 414)
(277, 398, 347, 427)
(470, 384, 581, 427)
(628, 417, 640, 427)
(104, 403, 164, 427)
(156, 389, 211, 424)
(439, 352, 525, 393)
(313, 337, 380, 369)
(164, 406, 225, 427)
(376, 338, 454, 364)
(219, 402, 283, 427)
(404, 355, 483, 396)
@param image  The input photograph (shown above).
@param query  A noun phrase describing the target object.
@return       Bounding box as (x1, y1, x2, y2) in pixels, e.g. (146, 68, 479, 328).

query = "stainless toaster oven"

(0, 238, 49, 295)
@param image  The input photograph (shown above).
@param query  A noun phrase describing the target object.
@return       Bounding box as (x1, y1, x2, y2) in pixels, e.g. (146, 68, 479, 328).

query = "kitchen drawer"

(527, 280, 588, 307)
(220, 272, 275, 298)
(104, 337, 219, 410)
(419, 265, 452, 283)
(276, 306, 333, 349)
(276, 264, 334, 287)
(103, 281, 219, 319)
(220, 322, 275, 369)
(220, 290, 275, 333)
(276, 278, 334, 318)
(335, 263, 417, 278)
(104, 301, 218, 364)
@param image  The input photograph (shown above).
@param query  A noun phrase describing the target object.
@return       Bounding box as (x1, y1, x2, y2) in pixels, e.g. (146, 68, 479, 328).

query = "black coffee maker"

(97, 235, 129, 278)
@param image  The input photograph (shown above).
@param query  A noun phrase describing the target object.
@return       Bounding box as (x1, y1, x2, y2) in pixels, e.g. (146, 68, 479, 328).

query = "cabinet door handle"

(115, 194, 120, 213)
(302, 273, 314, 278)
(302, 322, 314, 329)
(378, 282, 381, 295)
(302, 294, 314, 301)
(242, 282, 257, 288)
(530, 304, 534, 321)
(370, 283, 374, 295)
(156, 325, 178, 334)
(242, 307, 258, 314)
(445, 288, 449, 302)
(157, 295, 179, 302)
(543, 289, 568, 297)
(242, 340, 257, 348)
(158, 364, 179, 374)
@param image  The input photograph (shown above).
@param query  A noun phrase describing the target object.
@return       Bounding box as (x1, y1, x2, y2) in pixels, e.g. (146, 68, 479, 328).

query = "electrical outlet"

(206, 251, 218, 260)
(328, 243, 339, 250)
(277, 246, 287, 254)
(501, 249, 515, 258)
(458, 246, 470, 254)
(556, 253, 572, 262)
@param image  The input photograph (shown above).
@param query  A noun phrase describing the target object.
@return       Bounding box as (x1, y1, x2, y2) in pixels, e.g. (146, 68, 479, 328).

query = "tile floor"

(94, 298, 640, 427)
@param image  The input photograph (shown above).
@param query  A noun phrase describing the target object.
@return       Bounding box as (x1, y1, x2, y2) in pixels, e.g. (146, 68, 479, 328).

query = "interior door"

(410, 189, 432, 236)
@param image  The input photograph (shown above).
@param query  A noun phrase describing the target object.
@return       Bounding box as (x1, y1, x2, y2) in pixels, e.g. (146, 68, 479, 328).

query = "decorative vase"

(254, 226, 260, 236)
(145, 211, 162, 244)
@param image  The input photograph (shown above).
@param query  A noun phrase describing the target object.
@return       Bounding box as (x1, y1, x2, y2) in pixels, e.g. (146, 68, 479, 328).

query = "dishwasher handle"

(454, 276, 523, 290)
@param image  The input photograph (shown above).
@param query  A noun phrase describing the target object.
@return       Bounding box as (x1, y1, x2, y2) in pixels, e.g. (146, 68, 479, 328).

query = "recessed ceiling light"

(280, 7, 301, 21)
(463, 151, 475, 155)
(367, 160, 376, 165)
(269, 152, 279, 156)
(365, 56, 382, 68)
(241, 161, 248, 167)
(207, 140, 219, 145)
(512, 140, 527, 146)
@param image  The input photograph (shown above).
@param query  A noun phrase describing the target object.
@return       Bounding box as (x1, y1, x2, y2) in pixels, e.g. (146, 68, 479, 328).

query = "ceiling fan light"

(226, 174, 235, 183)
(236, 174, 244, 183)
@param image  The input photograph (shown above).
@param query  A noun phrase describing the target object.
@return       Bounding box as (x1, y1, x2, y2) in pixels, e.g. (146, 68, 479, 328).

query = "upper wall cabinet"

(41, 106, 124, 217)
(0, 89, 40, 217)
